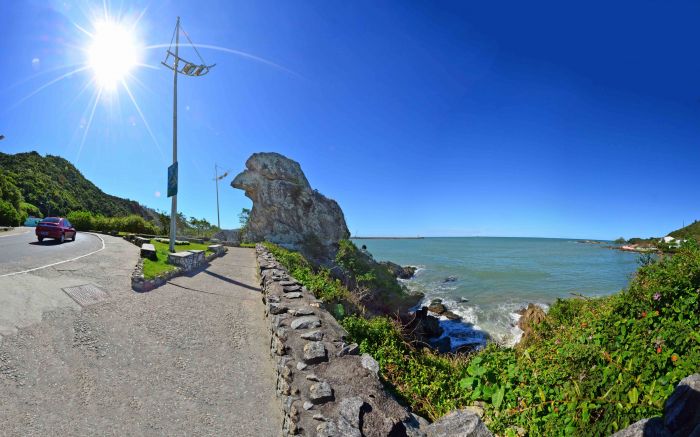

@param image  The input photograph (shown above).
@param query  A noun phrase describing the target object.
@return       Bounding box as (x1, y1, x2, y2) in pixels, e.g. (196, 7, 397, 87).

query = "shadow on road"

(202, 269, 260, 292)
(29, 239, 74, 246)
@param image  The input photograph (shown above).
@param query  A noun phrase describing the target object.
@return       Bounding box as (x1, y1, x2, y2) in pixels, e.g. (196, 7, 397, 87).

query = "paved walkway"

(0, 242, 281, 436)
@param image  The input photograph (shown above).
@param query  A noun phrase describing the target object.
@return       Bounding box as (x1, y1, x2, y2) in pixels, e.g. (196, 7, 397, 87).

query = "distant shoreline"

(351, 236, 425, 240)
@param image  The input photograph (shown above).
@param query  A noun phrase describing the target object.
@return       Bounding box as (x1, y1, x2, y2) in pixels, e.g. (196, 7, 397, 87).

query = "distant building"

(661, 236, 683, 247)
(24, 217, 41, 227)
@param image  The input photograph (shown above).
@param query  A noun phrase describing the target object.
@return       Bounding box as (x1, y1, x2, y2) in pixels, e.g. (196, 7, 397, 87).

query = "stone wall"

(129, 243, 227, 292)
(256, 244, 492, 437)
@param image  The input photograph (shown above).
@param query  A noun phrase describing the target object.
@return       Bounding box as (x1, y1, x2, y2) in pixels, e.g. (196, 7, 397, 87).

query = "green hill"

(0, 151, 157, 225)
(668, 220, 700, 241)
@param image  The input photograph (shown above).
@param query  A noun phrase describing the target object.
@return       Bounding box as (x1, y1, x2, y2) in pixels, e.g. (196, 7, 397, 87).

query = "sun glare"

(87, 21, 141, 90)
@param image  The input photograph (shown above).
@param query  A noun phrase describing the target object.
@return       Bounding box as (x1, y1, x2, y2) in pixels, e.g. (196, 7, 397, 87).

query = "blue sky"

(1, 0, 699, 239)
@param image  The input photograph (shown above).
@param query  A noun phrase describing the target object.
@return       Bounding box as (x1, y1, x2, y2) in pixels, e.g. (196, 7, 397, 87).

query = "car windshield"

(40, 218, 60, 223)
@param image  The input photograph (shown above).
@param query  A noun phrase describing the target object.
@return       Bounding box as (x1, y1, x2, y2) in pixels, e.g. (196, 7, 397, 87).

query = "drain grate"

(62, 284, 109, 307)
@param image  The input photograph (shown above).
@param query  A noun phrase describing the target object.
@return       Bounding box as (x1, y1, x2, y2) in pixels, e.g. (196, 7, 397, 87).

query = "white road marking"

(0, 233, 106, 278)
(0, 229, 31, 238)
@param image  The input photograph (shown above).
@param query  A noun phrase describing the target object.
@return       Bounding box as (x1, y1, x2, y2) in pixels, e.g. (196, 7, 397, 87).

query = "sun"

(87, 20, 141, 90)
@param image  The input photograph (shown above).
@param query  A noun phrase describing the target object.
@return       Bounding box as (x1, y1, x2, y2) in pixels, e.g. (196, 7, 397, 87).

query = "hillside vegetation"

(669, 220, 700, 242)
(266, 239, 700, 436)
(0, 151, 156, 222)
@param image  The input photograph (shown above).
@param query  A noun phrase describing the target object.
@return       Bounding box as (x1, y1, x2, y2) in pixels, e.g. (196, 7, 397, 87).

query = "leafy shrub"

(0, 199, 21, 226)
(20, 202, 42, 219)
(263, 242, 349, 302)
(67, 210, 159, 234)
(67, 211, 94, 230)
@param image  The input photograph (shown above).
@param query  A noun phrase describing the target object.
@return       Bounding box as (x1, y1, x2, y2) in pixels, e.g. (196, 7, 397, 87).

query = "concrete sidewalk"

(0, 247, 281, 436)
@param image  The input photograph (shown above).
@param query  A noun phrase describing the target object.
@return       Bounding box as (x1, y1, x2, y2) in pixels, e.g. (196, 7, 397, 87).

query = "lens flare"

(87, 20, 141, 90)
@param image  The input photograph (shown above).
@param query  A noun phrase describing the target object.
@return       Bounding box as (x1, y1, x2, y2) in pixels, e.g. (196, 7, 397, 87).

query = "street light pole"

(169, 17, 180, 253)
(161, 17, 215, 252)
(214, 164, 220, 229)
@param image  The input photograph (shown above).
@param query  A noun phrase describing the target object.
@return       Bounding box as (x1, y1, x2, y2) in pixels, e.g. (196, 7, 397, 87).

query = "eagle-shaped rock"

(232, 152, 350, 261)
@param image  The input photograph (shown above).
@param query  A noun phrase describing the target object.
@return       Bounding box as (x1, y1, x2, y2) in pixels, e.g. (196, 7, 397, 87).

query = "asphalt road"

(0, 240, 282, 435)
(0, 227, 103, 276)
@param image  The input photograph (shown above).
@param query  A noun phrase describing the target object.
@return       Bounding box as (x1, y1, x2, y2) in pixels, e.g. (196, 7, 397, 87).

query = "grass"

(142, 239, 214, 279)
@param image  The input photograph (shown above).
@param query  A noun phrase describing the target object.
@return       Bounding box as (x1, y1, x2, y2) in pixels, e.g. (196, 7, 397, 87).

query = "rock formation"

(232, 152, 350, 261)
(516, 303, 547, 346)
(379, 261, 417, 279)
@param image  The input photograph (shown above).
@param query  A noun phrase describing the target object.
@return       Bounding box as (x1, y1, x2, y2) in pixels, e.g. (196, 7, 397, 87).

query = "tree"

(239, 208, 251, 228)
(613, 237, 626, 244)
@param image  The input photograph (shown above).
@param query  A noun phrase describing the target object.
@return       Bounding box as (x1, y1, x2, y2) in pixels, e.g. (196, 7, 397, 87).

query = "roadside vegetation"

(263, 242, 349, 303)
(266, 239, 700, 436)
(68, 210, 159, 234)
(0, 151, 153, 219)
(142, 239, 214, 279)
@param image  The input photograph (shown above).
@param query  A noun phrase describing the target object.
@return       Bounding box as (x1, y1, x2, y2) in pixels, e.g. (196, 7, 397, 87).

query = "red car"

(36, 217, 77, 243)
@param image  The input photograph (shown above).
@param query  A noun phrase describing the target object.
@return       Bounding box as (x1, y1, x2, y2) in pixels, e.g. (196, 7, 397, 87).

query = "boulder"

(402, 307, 443, 343)
(431, 337, 452, 354)
(380, 261, 417, 279)
(517, 303, 546, 346)
(664, 373, 700, 435)
(428, 302, 447, 315)
(232, 152, 349, 261)
(443, 311, 461, 321)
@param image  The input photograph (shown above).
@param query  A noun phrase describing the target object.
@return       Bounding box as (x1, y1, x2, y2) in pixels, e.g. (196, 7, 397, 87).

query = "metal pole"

(169, 17, 180, 253)
(215, 164, 221, 229)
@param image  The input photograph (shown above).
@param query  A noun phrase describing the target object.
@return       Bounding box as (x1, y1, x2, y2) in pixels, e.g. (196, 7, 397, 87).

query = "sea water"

(352, 237, 640, 349)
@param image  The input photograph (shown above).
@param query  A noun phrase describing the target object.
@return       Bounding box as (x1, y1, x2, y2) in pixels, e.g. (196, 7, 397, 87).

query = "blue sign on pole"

(167, 162, 178, 197)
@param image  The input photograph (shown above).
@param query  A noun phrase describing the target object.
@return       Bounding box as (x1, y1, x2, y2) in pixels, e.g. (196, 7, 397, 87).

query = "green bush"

(67, 210, 94, 230)
(263, 242, 349, 302)
(67, 210, 159, 234)
(0, 199, 21, 226)
(20, 202, 42, 219)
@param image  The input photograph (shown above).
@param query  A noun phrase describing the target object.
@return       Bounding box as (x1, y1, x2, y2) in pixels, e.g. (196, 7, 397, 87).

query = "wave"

(406, 269, 551, 350)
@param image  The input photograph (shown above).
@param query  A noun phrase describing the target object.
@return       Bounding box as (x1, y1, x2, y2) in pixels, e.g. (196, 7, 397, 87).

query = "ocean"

(352, 237, 641, 349)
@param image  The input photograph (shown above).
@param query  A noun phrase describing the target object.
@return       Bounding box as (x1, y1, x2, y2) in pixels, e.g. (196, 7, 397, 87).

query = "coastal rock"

(402, 307, 443, 343)
(380, 261, 417, 279)
(431, 337, 452, 354)
(232, 152, 350, 261)
(443, 276, 458, 283)
(428, 302, 447, 315)
(517, 303, 546, 346)
(443, 310, 461, 321)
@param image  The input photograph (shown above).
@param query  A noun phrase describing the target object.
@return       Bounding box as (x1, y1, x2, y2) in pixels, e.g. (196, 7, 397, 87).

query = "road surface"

(0, 232, 281, 435)
(0, 227, 104, 276)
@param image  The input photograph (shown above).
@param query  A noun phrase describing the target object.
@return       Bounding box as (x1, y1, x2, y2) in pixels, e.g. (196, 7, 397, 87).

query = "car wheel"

(38, 237, 43, 242)
(72, 233, 76, 241)
(59, 233, 65, 243)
